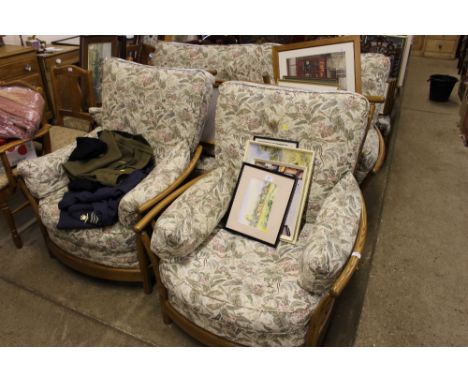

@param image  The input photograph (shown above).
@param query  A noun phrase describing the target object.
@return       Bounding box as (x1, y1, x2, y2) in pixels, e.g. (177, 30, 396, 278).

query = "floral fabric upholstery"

(259, 43, 280, 83)
(357, 54, 391, 181)
(361, 53, 391, 115)
(214, 82, 368, 223)
(296, 173, 361, 295)
(148, 40, 271, 83)
(101, 58, 213, 158)
(118, 141, 190, 226)
(18, 59, 213, 269)
(17, 128, 102, 199)
(39, 186, 138, 268)
(152, 82, 368, 345)
(355, 127, 380, 183)
(156, 173, 361, 346)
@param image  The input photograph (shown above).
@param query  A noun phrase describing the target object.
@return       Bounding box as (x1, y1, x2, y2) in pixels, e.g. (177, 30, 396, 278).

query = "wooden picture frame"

(273, 36, 362, 93)
(80, 35, 119, 104)
(225, 163, 297, 247)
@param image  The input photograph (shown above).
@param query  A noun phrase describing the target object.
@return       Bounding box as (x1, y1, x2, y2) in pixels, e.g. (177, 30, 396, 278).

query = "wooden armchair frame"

(0, 80, 51, 248)
(134, 172, 367, 346)
(18, 145, 203, 293)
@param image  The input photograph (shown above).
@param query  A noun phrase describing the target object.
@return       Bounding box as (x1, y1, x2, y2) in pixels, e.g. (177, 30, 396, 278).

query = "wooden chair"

(50, 64, 96, 132)
(0, 80, 50, 248)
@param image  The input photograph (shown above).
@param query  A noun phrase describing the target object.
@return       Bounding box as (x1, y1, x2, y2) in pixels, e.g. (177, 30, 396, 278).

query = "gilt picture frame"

(273, 36, 362, 93)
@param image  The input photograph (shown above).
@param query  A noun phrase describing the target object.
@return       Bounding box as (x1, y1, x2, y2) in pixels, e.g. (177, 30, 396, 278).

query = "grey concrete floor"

(1, 55, 466, 346)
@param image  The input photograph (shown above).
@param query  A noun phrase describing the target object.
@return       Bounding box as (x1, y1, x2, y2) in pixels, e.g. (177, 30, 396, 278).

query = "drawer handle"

(148, 53, 155, 60)
(24, 64, 32, 72)
(55, 58, 62, 65)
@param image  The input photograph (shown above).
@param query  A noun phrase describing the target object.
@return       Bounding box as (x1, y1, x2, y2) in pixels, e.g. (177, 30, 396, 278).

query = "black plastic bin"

(428, 75, 458, 102)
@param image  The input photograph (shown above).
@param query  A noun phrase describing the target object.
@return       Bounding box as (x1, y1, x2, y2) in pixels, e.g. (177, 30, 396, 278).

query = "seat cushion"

(49, 125, 86, 152)
(160, 226, 321, 347)
(39, 187, 138, 268)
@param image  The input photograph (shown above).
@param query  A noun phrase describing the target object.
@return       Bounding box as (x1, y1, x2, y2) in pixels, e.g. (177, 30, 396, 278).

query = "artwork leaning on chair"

(135, 81, 371, 346)
(16, 58, 214, 293)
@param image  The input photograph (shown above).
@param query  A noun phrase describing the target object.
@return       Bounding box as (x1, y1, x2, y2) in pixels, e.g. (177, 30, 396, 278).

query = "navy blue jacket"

(57, 165, 152, 230)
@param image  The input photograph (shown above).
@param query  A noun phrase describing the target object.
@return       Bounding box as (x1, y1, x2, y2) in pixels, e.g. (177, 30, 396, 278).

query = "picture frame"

(243, 140, 315, 243)
(253, 159, 308, 243)
(225, 163, 297, 247)
(273, 36, 362, 93)
(80, 35, 119, 105)
(253, 136, 299, 148)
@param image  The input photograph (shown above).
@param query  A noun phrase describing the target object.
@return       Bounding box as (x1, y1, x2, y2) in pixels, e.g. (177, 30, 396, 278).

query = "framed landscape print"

(243, 140, 315, 243)
(80, 35, 119, 105)
(273, 36, 362, 93)
(225, 163, 297, 247)
(254, 159, 307, 243)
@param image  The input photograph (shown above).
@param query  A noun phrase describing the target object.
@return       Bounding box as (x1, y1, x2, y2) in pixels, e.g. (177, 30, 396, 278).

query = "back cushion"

(360, 53, 391, 115)
(215, 81, 369, 222)
(149, 40, 266, 83)
(101, 58, 213, 159)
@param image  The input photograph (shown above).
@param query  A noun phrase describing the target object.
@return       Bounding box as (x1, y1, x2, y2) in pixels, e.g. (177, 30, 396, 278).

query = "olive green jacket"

(63, 130, 153, 186)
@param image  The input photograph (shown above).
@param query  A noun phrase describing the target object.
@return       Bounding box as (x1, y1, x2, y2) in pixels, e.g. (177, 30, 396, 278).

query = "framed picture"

(243, 140, 315, 243)
(273, 36, 362, 93)
(254, 159, 308, 243)
(80, 35, 119, 105)
(253, 136, 299, 148)
(225, 163, 297, 247)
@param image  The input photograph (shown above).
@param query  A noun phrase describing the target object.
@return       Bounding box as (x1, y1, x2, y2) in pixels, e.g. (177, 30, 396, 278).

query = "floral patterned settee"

(147, 82, 370, 346)
(17, 58, 214, 291)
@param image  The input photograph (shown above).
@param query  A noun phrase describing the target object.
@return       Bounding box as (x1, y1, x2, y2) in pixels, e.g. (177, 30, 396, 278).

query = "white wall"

(3, 35, 76, 46)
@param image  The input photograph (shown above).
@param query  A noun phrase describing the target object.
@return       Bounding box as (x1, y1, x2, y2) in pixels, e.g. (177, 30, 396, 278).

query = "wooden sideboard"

(0, 45, 44, 88)
(412, 35, 460, 59)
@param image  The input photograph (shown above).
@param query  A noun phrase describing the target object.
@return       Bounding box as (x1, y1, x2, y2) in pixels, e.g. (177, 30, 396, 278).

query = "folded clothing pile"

(0, 86, 45, 139)
(57, 130, 154, 229)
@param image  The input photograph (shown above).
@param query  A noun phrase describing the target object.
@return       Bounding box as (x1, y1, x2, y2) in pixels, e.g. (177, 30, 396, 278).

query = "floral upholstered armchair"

(17, 58, 214, 293)
(136, 82, 370, 346)
(356, 53, 392, 183)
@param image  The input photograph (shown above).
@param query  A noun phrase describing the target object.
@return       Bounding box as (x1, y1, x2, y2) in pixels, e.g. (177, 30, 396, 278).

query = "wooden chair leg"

(136, 235, 153, 294)
(0, 198, 22, 248)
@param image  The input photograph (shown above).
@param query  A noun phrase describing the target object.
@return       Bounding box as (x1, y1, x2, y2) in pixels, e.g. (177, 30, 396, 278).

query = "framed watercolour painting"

(225, 163, 297, 247)
(273, 36, 362, 93)
(243, 140, 315, 243)
(80, 35, 119, 105)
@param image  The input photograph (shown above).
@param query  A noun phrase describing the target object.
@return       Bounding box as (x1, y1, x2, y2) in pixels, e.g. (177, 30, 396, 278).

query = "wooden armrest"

(366, 95, 386, 104)
(0, 124, 50, 154)
(134, 172, 209, 233)
(330, 196, 367, 297)
(137, 145, 203, 214)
